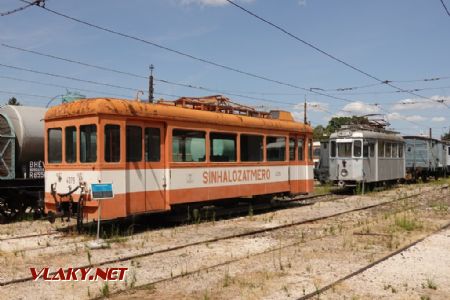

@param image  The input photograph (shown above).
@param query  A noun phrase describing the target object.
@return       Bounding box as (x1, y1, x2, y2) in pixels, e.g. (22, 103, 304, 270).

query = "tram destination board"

(91, 183, 114, 200)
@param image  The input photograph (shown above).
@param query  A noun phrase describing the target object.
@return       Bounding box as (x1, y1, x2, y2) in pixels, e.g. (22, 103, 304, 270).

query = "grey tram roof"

(403, 135, 444, 143)
(330, 128, 404, 142)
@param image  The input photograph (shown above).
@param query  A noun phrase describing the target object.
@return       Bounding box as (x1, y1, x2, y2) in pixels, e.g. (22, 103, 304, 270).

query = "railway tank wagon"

(328, 125, 405, 189)
(0, 105, 46, 222)
(44, 96, 314, 223)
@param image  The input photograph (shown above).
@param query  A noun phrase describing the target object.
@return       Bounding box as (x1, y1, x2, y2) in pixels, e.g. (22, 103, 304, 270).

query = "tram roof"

(45, 98, 312, 133)
(330, 129, 404, 141)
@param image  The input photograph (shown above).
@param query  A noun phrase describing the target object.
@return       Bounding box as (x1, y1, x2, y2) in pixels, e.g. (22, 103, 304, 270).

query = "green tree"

(313, 125, 326, 140)
(442, 128, 450, 140)
(7, 97, 21, 106)
(314, 116, 369, 139)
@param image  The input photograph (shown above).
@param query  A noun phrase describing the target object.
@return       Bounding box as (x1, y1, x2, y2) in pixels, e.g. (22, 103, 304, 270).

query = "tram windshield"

(337, 142, 352, 157)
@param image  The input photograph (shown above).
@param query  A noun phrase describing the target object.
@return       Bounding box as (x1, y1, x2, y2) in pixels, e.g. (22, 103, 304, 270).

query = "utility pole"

(149, 64, 154, 103)
(304, 96, 307, 124)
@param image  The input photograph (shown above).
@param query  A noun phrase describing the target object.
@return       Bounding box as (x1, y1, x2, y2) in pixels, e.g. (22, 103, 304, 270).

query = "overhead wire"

(18, 0, 357, 105)
(439, 0, 450, 16)
(0, 63, 140, 92)
(11, 2, 439, 126)
(1, 0, 43, 17)
(224, 0, 449, 108)
(0, 75, 132, 98)
(7, 41, 449, 95)
(0, 44, 303, 106)
(8, 42, 443, 106)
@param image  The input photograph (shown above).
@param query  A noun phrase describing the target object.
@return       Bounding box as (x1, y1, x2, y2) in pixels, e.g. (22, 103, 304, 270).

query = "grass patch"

(394, 214, 422, 231)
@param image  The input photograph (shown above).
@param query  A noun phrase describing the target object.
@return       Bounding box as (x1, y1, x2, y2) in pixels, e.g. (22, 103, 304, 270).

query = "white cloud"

(342, 101, 380, 114)
(298, 0, 307, 6)
(391, 96, 450, 111)
(387, 112, 426, 122)
(431, 116, 446, 122)
(179, 0, 254, 6)
(294, 101, 329, 112)
(180, 0, 228, 5)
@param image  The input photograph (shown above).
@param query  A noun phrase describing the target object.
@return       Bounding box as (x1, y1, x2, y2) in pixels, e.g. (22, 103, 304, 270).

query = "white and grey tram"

(329, 126, 405, 189)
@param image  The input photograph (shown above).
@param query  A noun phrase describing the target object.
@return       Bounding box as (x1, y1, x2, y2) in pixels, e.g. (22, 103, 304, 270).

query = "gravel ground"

(326, 227, 450, 299)
(0, 182, 448, 300)
(111, 184, 450, 300)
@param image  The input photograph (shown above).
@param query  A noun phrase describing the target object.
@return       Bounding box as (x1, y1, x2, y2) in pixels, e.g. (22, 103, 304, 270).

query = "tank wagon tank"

(0, 105, 46, 222)
(404, 136, 447, 180)
(328, 124, 405, 189)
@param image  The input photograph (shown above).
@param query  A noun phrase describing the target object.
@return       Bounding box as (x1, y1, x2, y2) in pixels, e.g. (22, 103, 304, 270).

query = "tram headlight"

(341, 169, 348, 177)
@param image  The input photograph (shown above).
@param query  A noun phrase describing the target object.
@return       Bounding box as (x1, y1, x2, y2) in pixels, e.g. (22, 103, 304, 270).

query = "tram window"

(289, 138, 295, 161)
(298, 138, 305, 160)
(313, 146, 321, 158)
(353, 140, 362, 157)
(308, 139, 313, 161)
(48, 128, 62, 163)
(363, 143, 369, 158)
(210, 132, 236, 162)
(240, 134, 263, 162)
(392, 143, 398, 158)
(378, 141, 385, 157)
(369, 143, 375, 157)
(105, 125, 120, 162)
(385, 143, 392, 158)
(65, 126, 77, 163)
(330, 141, 336, 158)
(399, 144, 404, 158)
(80, 125, 97, 163)
(172, 129, 206, 162)
(145, 128, 160, 162)
(126, 126, 142, 162)
(337, 142, 352, 157)
(267, 136, 286, 161)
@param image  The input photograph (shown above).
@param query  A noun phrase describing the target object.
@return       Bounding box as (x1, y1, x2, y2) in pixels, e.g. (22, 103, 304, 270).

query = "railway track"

(1, 185, 446, 289)
(104, 189, 449, 299)
(0, 192, 337, 245)
(298, 220, 450, 300)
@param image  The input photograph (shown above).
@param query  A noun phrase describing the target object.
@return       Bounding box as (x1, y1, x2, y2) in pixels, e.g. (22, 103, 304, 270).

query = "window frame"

(337, 142, 352, 158)
(172, 128, 206, 163)
(378, 140, 385, 158)
(240, 134, 264, 162)
(126, 125, 143, 163)
(145, 127, 161, 162)
(104, 124, 121, 163)
(266, 136, 286, 162)
(48, 127, 62, 164)
(330, 140, 336, 158)
(65, 126, 77, 163)
(298, 137, 305, 161)
(210, 132, 237, 163)
(79, 124, 97, 163)
(289, 137, 296, 161)
(353, 140, 362, 158)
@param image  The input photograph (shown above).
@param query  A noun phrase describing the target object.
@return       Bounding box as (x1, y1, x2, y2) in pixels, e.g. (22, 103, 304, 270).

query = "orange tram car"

(44, 96, 314, 223)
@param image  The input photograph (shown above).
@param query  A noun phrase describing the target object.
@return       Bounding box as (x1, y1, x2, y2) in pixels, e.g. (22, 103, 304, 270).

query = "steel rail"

(1, 186, 445, 287)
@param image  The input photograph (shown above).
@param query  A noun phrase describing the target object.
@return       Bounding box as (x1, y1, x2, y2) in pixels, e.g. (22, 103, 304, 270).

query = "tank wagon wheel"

(0, 196, 26, 222)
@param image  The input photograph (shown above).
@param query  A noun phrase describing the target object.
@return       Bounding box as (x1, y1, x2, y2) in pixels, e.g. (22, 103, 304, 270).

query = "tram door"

(288, 135, 302, 193)
(125, 122, 147, 214)
(143, 123, 167, 211)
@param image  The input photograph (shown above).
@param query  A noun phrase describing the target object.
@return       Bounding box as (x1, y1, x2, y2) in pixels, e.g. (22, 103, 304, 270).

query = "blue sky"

(1, 0, 449, 137)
